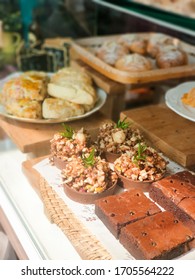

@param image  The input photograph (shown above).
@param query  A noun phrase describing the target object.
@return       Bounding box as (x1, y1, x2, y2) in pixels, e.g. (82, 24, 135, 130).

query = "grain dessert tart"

(50, 124, 92, 169)
(96, 40, 129, 66)
(115, 53, 152, 72)
(95, 118, 144, 163)
(61, 148, 118, 204)
(149, 171, 195, 232)
(114, 143, 167, 191)
(95, 189, 161, 238)
(119, 211, 194, 260)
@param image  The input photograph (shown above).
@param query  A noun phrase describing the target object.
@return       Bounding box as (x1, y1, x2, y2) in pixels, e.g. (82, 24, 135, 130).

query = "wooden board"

(0, 111, 110, 156)
(72, 32, 195, 84)
(121, 104, 195, 168)
(22, 156, 46, 194)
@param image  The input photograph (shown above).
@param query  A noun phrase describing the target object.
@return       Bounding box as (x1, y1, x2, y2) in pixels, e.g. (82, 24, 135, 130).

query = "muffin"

(115, 54, 152, 72)
(96, 40, 129, 66)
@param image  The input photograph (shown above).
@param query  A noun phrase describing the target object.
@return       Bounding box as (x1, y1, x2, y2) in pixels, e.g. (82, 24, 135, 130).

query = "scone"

(118, 34, 147, 55)
(1, 71, 48, 103)
(115, 53, 152, 72)
(4, 98, 42, 119)
(181, 87, 195, 107)
(50, 67, 93, 85)
(48, 67, 97, 106)
(1, 71, 49, 119)
(96, 40, 129, 65)
(156, 49, 188, 68)
(42, 98, 85, 119)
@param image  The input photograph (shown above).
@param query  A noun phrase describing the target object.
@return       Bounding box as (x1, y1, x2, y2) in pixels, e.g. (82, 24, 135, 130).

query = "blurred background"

(0, 0, 194, 106)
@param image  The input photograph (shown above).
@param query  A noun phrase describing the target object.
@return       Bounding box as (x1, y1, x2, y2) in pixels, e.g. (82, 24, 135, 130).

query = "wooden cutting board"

(0, 111, 110, 156)
(121, 104, 195, 168)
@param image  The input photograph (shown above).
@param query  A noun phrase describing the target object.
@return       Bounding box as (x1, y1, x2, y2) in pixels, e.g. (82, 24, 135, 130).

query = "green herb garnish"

(82, 148, 95, 167)
(133, 143, 147, 164)
(60, 123, 74, 139)
(115, 117, 130, 129)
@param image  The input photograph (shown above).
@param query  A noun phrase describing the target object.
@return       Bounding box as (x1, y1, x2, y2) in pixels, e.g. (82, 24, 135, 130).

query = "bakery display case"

(0, 0, 195, 262)
(93, 0, 195, 36)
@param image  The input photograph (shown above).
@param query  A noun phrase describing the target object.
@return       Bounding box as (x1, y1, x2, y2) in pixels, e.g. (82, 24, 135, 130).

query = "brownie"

(119, 211, 194, 260)
(149, 171, 195, 232)
(95, 189, 161, 239)
(171, 171, 195, 185)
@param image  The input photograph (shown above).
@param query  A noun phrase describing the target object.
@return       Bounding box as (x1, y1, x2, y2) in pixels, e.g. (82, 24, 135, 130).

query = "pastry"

(147, 33, 174, 58)
(156, 48, 188, 68)
(4, 98, 42, 119)
(118, 34, 147, 55)
(115, 53, 152, 72)
(42, 98, 85, 119)
(96, 40, 129, 65)
(48, 67, 97, 105)
(1, 71, 48, 103)
(0, 71, 49, 119)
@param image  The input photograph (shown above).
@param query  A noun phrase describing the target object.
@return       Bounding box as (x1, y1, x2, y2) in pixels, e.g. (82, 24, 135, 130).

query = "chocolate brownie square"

(119, 211, 194, 260)
(95, 189, 161, 239)
(149, 171, 195, 232)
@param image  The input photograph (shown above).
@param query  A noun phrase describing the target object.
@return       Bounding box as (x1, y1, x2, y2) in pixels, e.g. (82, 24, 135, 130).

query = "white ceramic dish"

(0, 72, 107, 124)
(165, 81, 195, 122)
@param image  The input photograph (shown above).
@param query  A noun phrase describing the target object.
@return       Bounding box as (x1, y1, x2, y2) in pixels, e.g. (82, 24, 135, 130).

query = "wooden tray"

(72, 32, 195, 84)
(121, 104, 195, 168)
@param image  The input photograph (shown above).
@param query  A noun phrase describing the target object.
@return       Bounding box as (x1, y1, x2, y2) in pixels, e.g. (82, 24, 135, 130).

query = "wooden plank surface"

(0, 111, 110, 156)
(121, 104, 195, 168)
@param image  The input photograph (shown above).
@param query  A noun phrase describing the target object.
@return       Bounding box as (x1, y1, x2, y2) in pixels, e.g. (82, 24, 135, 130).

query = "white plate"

(0, 72, 107, 124)
(165, 81, 195, 122)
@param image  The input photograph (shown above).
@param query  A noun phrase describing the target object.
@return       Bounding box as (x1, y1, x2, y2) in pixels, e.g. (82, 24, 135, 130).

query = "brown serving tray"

(72, 32, 195, 84)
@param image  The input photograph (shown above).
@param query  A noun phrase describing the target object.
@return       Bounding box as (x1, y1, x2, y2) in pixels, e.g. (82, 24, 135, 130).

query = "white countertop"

(0, 137, 80, 260)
